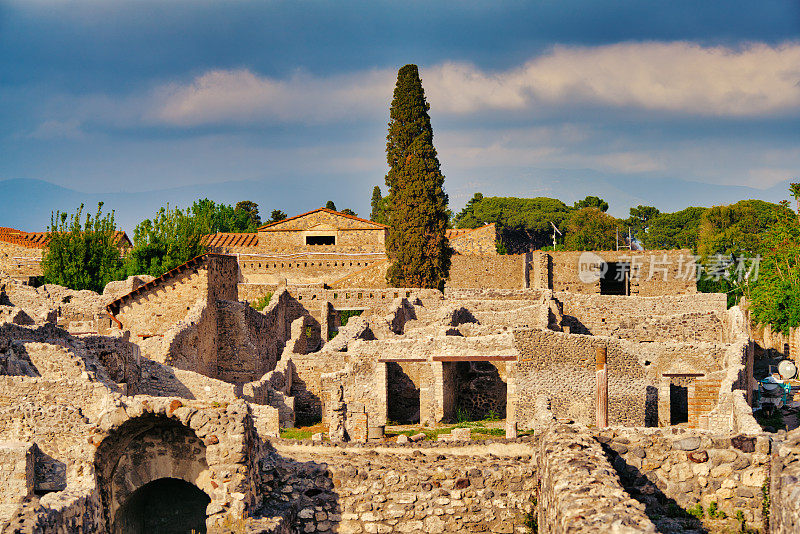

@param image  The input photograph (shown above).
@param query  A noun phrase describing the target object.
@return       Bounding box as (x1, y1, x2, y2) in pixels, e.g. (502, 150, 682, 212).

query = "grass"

(250, 292, 273, 311)
(388, 416, 508, 441)
(279, 422, 326, 440)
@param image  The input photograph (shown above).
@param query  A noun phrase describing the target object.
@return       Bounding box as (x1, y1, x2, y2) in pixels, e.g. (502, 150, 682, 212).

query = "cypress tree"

(384, 64, 451, 289)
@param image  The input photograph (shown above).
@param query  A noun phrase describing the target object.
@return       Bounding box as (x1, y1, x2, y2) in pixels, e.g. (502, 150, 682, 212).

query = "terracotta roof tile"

(202, 232, 259, 248)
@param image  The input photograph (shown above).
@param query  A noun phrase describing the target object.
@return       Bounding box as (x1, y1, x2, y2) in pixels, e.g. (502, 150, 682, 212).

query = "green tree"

(370, 186, 390, 224)
(563, 207, 619, 251)
(269, 210, 288, 223)
(453, 194, 572, 253)
(574, 195, 609, 212)
(41, 203, 124, 292)
(384, 64, 451, 289)
(235, 201, 261, 230)
(750, 197, 800, 332)
(790, 182, 800, 219)
(642, 207, 707, 250)
(341, 208, 357, 217)
(696, 199, 793, 305)
(190, 198, 253, 234)
(325, 200, 337, 211)
(625, 205, 660, 241)
(124, 204, 206, 277)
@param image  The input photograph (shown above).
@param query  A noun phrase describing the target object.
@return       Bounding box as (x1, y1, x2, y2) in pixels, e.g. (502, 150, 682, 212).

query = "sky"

(1, 0, 799, 232)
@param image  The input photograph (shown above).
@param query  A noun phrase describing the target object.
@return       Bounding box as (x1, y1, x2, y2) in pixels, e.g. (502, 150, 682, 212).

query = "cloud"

(153, 69, 395, 126)
(425, 41, 800, 117)
(152, 41, 800, 126)
(24, 119, 85, 140)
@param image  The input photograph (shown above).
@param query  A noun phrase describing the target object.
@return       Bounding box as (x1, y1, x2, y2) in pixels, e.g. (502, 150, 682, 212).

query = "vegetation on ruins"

(41, 203, 123, 293)
(249, 292, 273, 311)
(564, 207, 620, 251)
(384, 64, 452, 289)
(696, 200, 793, 305)
(124, 204, 207, 278)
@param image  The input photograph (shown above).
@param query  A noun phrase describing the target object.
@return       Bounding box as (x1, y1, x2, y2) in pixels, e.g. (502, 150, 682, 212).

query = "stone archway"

(94, 414, 214, 532)
(113, 477, 210, 534)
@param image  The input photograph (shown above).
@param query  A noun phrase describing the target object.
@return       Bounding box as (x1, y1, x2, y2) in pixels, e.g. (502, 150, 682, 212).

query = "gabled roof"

(202, 232, 259, 248)
(0, 227, 132, 249)
(257, 208, 388, 231)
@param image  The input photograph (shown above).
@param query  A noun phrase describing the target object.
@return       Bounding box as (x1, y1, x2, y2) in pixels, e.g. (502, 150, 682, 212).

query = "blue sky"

(1, 1, 799, 231)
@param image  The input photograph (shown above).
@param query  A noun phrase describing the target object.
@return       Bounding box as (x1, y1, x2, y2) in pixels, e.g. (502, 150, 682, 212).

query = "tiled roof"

(202, 232, 259, 248)
(258, 208, 388, 230)
(0, 227, 132, 249)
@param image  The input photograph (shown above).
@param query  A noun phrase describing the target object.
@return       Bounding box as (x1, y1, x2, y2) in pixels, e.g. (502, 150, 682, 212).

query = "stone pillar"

(419, 363, 437, 426)
(429, 361, 457, 424)
(505, 361, 518, 438)
(374, 362, 388, 426)
(658, 377, 671, 427)
(596, 347, 608, 429)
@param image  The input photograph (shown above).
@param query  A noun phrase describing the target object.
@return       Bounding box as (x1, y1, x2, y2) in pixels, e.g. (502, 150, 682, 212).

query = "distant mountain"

(0, 178, 311, 233)
(0, 175, 792, 234)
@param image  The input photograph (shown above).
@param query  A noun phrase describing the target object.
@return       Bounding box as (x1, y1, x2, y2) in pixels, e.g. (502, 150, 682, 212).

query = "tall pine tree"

(384, 64, 451, 289)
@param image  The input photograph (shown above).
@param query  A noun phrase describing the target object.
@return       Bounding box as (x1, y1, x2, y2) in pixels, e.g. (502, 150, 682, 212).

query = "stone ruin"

(0, 252, 799, 533)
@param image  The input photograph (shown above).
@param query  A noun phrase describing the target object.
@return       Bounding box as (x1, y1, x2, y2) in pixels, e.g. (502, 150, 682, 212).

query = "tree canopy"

(453, 194, 572, 253)
(563, 207, 620, 251)
(124, 204, 207, 278)
(574, 195, 609, 212)
(41, 203, 123, 293)
(384, 64, 451, 289)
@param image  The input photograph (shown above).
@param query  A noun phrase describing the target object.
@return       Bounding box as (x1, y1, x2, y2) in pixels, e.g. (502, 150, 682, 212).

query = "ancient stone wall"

(512, 329, 728, 428)
(262, 443, 538, 534)
(448, 254, 526, 290)
(448, 223, 498, 255)
(258, 209, 387, 253)
(290, 352, 348, 424)
(537, 424, 656, 533)
(772, 428, 800, 533)
(0, 242, 42, 280)
(556, 292, 726, 337)
(538, 249, 698, 296)
(596, 427, 769, 530)
(237, 252, 388, 285)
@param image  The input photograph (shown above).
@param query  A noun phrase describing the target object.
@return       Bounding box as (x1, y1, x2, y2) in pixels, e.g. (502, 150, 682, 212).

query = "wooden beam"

(432, 355, 517, 362)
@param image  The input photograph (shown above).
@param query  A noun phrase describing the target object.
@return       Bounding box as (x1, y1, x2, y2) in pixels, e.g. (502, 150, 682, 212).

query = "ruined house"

(1, 238, 800, 533)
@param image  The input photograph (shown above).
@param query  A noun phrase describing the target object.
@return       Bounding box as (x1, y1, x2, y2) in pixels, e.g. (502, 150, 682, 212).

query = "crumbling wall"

(537, 424, 656, 533)
(597, 427, 769, 530)
(261, 444, 538, 534)
(544, 249, 698, 296)
(512, 329, 727, 428)
(448, 223, 498, 255)
(447, 254, 526, 289)
(556, 292, 727, 337)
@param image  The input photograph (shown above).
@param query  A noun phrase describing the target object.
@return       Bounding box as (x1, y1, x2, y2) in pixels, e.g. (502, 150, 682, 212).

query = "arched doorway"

(114, 477, 210, 533)
(94, 415, 214, 532)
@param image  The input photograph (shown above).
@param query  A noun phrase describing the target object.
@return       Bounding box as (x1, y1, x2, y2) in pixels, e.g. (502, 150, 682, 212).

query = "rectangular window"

(306, 235, 335, 245)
